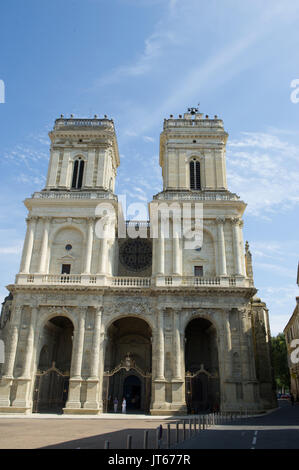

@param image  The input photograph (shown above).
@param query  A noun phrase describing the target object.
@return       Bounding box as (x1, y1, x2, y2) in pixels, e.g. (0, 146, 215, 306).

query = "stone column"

(225, 315, 232, 378)
(98, 222, 108, 274)
(19, 217, 38, 273)
(239, 308, 259, 408)
(173, 311, 182, 380)
(151, 308, 166, 414)
(230, 218, 243, 276)
(65, 308, 86, 411)
(21, 307, 38, 379)
(38, 217, 51, 273)
(172, 220, 182, 276)
(97, 333, 108, 412)
(12, 307, 39, 411)
(0, 306, 22, 408)
(84, 308, 102, 411)
(156, 308, 165, 381)
(157, 233, 165, 275)
(216, 217, 227, 276)
(2, 306, 22, 379)
(171, 310, 186, 412)
(84, 218, 94, 274)
(71, 311, 86, 379)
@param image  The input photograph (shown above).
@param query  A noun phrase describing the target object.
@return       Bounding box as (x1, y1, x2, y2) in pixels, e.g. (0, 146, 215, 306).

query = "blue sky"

(0, 0, 298, 335)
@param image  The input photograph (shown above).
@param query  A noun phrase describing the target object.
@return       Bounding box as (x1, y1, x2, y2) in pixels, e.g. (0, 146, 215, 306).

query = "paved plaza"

(0, 401, 298, 449)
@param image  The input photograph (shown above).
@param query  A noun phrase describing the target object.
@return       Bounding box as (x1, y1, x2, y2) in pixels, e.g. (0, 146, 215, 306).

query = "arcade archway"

(185, 317, 220, 413)
(103, 317, 152, 413)
(33, 316, 73, 413)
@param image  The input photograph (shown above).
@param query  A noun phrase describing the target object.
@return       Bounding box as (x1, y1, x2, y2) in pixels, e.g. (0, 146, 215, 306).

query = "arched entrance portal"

(123, 375, 141, 410)
(103, 317, 152, 413)
(33, 316, 73, 413)
(185, 317, 220, 413)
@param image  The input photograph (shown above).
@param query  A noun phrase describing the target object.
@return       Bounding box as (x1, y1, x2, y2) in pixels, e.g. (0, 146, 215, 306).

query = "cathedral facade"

(0, 110, 276, 415)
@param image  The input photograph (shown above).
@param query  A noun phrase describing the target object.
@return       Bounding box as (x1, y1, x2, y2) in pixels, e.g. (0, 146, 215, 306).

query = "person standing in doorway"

(122, 398, 126, 414)
(113, 397, 118, 413)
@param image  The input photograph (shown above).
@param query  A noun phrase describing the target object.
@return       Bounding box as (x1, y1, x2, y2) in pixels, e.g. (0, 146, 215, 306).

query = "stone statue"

(0, 293, 13, 329)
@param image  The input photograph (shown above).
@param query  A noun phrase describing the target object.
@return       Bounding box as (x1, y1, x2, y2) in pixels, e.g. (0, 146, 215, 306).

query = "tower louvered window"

(189, 160, 201, 190)
(71, 159, 85, 189)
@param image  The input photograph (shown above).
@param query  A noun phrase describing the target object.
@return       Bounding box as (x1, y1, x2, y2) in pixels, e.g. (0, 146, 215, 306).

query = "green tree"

(271, 333, 290, 392)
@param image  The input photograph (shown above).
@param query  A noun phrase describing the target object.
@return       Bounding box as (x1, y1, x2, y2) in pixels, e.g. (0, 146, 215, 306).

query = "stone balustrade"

(153, 190, 240, 201)
(163, 119, 224, 130)
(15, 274, 253, 288)
(54, 118, 114, 130)
(32, 191, 118, 200)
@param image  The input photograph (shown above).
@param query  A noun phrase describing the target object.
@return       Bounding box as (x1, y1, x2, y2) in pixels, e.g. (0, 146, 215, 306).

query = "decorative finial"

(188, 104, 200, 115)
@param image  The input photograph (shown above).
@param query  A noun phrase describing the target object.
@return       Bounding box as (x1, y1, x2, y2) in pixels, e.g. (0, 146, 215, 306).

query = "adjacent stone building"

(284, 264, 299, 400)
(0, 109, 277, 415)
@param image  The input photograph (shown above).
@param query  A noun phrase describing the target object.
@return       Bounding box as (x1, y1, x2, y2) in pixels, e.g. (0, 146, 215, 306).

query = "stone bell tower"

(159, 107, 228, 192)
(45, 114, 120, 192)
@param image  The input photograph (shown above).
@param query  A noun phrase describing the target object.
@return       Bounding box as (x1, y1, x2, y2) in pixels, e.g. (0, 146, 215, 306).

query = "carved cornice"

(8, 283, 257, 299)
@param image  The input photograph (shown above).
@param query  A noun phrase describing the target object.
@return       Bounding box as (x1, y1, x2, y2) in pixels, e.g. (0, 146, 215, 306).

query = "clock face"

(119, 238, 152, 271)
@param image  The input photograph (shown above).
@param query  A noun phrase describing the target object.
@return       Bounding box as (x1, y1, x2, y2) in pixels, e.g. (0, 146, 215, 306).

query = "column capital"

(216, 216, 226, 225)
(13, 305, 23, 318)
(76, 306, 87, 316)
(26, 216, 39, 223)
(229, 217, 242, 226)
(94, 306, 103, 315)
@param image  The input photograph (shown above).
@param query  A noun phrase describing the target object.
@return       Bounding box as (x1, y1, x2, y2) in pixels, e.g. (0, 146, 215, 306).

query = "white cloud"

(96, 0, 299, 137)
(143, 136, 155, 143)
(226, 131, 299, 216)
(0, 245, 22, 255)
(259, 286, 298, 335)
(96, 29, 179, 87)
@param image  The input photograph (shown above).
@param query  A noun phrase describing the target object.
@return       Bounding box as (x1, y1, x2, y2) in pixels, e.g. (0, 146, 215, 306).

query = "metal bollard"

(193, 418, 196, 434)
(155, 427, 159, 449)
(183, 420, 186, 440)
(167, 424, 171, 449)
(188, 419, 192, 438)
(176, 422, 179, 444)
(127, 435, 132, 449)
(104, 440, 110, 449)
(156, 426, 161, 449)
(143, 430, 149, 450)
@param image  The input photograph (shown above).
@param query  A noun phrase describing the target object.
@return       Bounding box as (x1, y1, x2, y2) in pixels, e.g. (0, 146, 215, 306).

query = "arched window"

(189, 159, 201, 190)
(71, 158, 85, 189)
